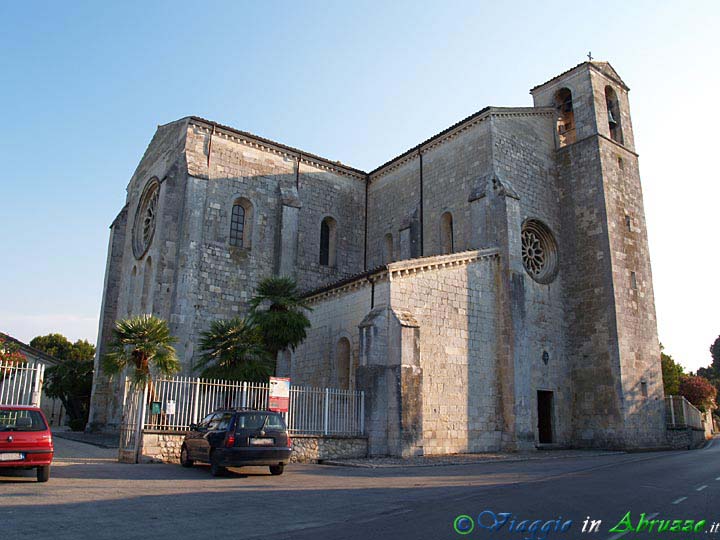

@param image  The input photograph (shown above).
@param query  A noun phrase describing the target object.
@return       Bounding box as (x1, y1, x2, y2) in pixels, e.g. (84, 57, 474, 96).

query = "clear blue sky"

(1, 1, 718, 371)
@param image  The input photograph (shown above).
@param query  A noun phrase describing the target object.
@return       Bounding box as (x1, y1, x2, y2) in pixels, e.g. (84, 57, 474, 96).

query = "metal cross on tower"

(587, 51, 593, 61)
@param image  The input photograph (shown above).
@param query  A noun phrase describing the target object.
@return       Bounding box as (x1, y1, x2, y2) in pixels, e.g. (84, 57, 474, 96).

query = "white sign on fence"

(126, 376, 365, 437)
(269, 377, 290, 412)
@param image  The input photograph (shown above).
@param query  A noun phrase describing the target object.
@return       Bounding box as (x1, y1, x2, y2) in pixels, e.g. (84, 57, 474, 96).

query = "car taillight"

(225, 434, 235, 448)
(287, 434, 292, 447)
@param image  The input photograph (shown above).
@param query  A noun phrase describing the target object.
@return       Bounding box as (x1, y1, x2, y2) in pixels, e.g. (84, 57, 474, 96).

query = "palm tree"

(194, 317, 272, 381)
(102, 315, 179, 386)
(249, 277, 311, 369)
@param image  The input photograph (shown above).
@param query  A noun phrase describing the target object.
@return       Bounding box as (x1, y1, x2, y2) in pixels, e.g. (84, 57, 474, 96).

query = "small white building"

(0, 332, 66, 427)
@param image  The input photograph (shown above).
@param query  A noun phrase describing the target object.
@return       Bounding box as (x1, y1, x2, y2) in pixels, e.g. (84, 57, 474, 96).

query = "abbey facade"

(89, 61, 667, 454)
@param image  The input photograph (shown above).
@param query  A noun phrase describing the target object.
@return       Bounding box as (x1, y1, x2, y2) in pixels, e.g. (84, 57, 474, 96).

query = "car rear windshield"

(0, 409, 48, 432)
(235, 413, 286, 431)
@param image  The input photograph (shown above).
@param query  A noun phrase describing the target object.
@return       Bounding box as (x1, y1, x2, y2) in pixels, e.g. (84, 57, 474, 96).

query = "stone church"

(89, 60, 667, 455)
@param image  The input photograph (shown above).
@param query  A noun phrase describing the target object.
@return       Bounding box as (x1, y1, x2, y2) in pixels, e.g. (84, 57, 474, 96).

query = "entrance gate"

(118, 380, 147, 463)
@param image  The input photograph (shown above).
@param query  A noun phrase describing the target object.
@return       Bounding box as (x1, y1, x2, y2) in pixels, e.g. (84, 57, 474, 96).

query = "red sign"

(269, 377, 290, 412)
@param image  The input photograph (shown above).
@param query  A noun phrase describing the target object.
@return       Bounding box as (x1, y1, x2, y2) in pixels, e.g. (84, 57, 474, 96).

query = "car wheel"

(180, 446, 194, 468)
(269, 464, 284, 476)
(37, 466, 50, 483)
(210, 454, 226, 477)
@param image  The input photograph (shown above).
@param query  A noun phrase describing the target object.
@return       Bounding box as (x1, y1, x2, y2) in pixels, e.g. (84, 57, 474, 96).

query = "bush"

(68, 418, 86, 432)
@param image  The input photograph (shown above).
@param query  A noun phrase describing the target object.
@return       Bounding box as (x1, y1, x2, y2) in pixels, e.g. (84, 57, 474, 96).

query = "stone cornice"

(557, 133, 639, 157)
(530, 61, 630, 94)
(303, 248, 501, 304)
(304, 268, 388, 305)
(387, 249, 500, 280)
(188, 117, 367, 181)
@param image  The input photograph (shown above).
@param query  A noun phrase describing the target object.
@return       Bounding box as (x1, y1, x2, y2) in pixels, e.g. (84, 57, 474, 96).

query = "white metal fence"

(0, 361, 45, 407)
(125, 376, 365, 437)
(665, 395, 704, 429)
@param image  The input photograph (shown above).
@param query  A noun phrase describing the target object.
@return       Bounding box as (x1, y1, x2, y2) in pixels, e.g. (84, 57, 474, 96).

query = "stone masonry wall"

(491, 112, 572, 447)
(87, 207, 127, 430)
(90, 119, 189, 430)
(389, 252, 503, 454)
(169, 121, 366, 375)
(136, 432, 366, 464)
(367, 159, 422, 268)
(291, 280, 389, 388)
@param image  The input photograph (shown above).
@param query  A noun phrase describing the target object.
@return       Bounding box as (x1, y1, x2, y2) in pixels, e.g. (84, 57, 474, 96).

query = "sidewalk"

(52, 429, 119, 449)
(322, 449, 625, 468)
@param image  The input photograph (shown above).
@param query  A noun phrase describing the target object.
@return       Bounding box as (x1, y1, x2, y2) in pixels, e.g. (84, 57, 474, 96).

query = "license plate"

(250, 438, 274, 446)
(0, 452, 24, 461)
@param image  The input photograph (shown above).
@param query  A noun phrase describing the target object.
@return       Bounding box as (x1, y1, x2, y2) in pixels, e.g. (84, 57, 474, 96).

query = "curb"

(321, 451, 627, 469)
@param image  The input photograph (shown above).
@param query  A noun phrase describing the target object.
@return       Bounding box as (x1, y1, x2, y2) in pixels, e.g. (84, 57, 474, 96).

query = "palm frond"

(102, 315, 179, 384)
(195, 317, 272, 382)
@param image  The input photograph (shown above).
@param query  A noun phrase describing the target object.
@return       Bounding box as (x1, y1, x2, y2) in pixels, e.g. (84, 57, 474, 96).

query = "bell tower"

(531, 61, 665, 449)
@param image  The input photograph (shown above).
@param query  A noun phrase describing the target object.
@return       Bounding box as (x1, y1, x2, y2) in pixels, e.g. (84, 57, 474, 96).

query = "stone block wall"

(666, 427, 706, 450)
(289, 435, 367, 463)
(289, 280, 387, 389)
(367, 159, 422, 267)
(389, 251, 503, 454)
(132, 432, 367, 464)
(90, 119, 190, 430)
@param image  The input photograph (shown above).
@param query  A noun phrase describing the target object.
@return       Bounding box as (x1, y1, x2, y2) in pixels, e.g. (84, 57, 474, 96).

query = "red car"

(0, 406, 54, 482)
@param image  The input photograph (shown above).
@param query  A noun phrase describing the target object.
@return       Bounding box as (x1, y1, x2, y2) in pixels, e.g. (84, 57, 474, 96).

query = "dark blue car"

(180, 409, 292, 476)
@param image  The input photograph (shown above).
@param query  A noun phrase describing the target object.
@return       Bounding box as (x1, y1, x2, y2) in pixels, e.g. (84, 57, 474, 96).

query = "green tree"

(102, 315, 179, 386)
(44, 359, 93, 431)
(679, 375, 717, 412)
(194, 318, 272, 381)
(698, 335, 720, 399)
(660, 344, 684, 395)
(29, 333, 74, 360)
(249, 277, 311, 371)
(30, 334, 96, 430)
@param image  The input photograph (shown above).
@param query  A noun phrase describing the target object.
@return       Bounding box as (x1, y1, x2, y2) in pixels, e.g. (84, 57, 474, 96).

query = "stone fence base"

(125, 431, 367, 464)
(666, 427, 706, 450)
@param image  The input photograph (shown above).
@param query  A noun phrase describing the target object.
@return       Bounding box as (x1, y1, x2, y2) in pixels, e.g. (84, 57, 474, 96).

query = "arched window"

(127, 266, 137, 316)
(554, 88, 576, 147)
(230, 198, 253, 248)
(336, 337, 351, 390)
(140, 257, 152, 314)
(319, 216, 337, 266)
(441, 212, 454, 254)
(383, 233, 394, 264)
(605, 86, 623, 144)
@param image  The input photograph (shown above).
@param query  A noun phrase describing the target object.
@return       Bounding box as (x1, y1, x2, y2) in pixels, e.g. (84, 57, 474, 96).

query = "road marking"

(696, 485, 708, 491)
(672, 497, 687, 504)
(606, 513, 658, 540)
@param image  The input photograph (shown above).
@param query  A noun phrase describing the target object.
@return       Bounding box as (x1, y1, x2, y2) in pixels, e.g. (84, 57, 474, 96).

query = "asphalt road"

(0, 437, 717, 540)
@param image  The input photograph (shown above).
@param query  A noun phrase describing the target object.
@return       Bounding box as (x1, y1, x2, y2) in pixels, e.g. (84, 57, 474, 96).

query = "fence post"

(192, 378, 200, 425)
(681, 397, 688, 427)
(669, 396, 675, 426)
(31, 364, 44, 407)
(241, 382, 247, 409)
(133, 384, 149, 463)
(323, 388, 330, 435)
(360, 391, 365, 435)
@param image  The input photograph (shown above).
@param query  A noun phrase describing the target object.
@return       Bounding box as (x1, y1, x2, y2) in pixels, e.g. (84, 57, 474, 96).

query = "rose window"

(133, 180, 160, 259)
(521, 219, 558, 284)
